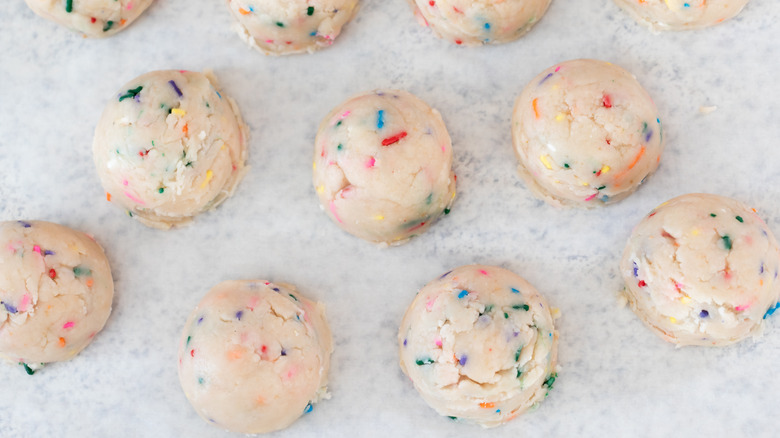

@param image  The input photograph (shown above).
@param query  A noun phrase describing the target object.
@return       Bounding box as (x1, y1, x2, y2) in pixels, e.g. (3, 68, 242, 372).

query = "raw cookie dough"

(512, 59, 664, 207)
(312, 90, 456, 245)
(0, 220, 113, 373)
(613, 0, 749, 31)
(621, 193, 780, 347)
(225, 0, 359, 55)
(93, 70, 249, 229)
(407, 0, 552, 46)
(178, 280, 332, 434)
(398, 265, 558, 427)
(25, 0, 154, 38)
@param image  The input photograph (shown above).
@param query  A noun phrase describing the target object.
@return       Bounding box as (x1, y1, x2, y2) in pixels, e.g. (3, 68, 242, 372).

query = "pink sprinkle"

(126, 2, 133, 9)
(19, 294, 30, 312)
(554, 66, 561, 72)
(435, 337, 442, 347)
(32, 245, 41, 254)
(122, 179, 128, 186)
(340, 110, 351, 119)
(441, 144, 446, 152)
(265, 39, 274, 43)
(329, 201, 343, 223)
(123, 191, 146, 205)
(584, 193, 597, 201)
(478, 269, 488, 276)
(247, 296, 259, 311)
(425, 296, 436, 311)
(365, 157, 375, 168)
(735, 303, 751, 311)
(63, 321, 75, 329)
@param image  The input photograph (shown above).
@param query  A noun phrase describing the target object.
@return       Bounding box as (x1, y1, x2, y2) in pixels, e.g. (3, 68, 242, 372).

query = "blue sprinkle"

(683, 2, 689, 6)
(248, 5, 254, 11)
(764, 303, 780, 319)
(18, 221, 31, 228)
(215, 90, 222, 99)
(3, 302, 18, 314)
(601, 195, 609, 202)
(510, 288, 520, 294)
(459, 355, 467, 366)
(496, 409, 501, 413)
(281, 349, 287, 356)
(304, 403, 313, 414)
(699, 310, 709, 318)
(377, 110, 385, 129)
(43, 250, 55, 256)
(168, 80, 183, 97)
(310, 31, 317, 36)
(273, 287, 280, 292)
(457, 290, 469, 299)
(538, 72, 553, 85)
(235, 310, 243, 320)
(632, 261, 639, 278)
(484, 23, 491, 29)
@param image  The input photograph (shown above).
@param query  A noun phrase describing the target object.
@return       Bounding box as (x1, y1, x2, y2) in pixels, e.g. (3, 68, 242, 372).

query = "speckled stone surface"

(1, 1, 779, 436)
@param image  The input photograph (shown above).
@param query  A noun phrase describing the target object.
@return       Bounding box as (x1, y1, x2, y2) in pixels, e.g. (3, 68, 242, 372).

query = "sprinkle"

(511, 288, 520, 294)
(200, 170, 214, 188)
(281, 349, 287, 355)
(307, 6, 315, 15)
(238, 7, 251, 15)
(763, 303, 780, 319)
(532, 98, 540, 118)
(103, 21, 114, 32)
(632, 261, 639, 277)
(65, 0, 73, 13)
(329, 201, 342, 223)
(539, 155, 553, 170)
(49, 269, 57, 279)
(73, 266, 92, 277)
(376, 110, 385, 129)
(484, 22, 490, 29)
(288, 293, 298, 301)
(512, 304, 530, 311)
(21, 363, 35, 375)
(235, 311, 243, 320)
(304, 403, 313, 414)
(3, 302, 18, 314)
(584, 193, 598, 202)
(316, 185, 325, 194)
(735, 304, 751, 312)
(700, 310, 709, 318)
(198, 377, 204, 384)
(276, 22, 284, 27)
(602, 94, 612, 108)
(365, 157, 376, 168)
(457, 290, 469, 299)
(627, 146, 646, 170)
(444, 207, 451, 215)
(168, 80, 183, 97)
(158, 187, 165, 194)
(539, 73, 553, 85)
(63, 321, 74, 329)
(18, 221, 32, 228)
(479, 402, 495, 409)
(638, 280, 647, 287)
(544, 373, 557, 390)
(736, 216, 744, 223)
(171, 108, 186, 116)
(118, 86, 143, 102)
(514, 346, 523, 361)
(598, 165, 610, 176)
(504, 312, 509, 319)
(710, 213, 717, 217)
(373, 215, 384, 220)
(555, 113, 565, 122)
(416, 358, 434, 365)
(381, 131, 407, 146)
(58, 337, 66, 347)
(106, 192, 112, 202)
(186, 336, 191, 346)
(721, 235, 733, 250)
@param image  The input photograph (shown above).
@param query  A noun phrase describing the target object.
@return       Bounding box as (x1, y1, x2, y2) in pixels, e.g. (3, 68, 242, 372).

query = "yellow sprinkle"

(551, 308, 561, 318)
(680, 297, 691, 304)
(451, 190, 456, 199)
(221, 143, 226, 150)
(200, 170, 214, 188)
(539, 155, 553, 170)
(600, 165, 611, 175)
(669, 317, 677, 323)
(373, 215, 385, 221)
(171, 108, 186, 116)
(316, 185, 324, 194)
(580, 181, 589, 186)
(555, 113, 565, 122)
(312, 161, 317, 170)
(691, 228, 700, 236)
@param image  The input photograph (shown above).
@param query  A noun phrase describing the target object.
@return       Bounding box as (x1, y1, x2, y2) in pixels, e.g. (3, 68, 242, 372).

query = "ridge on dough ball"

(312, 89, 456, 246)
(398, 265, 559, 427)
(407, 0, 552, 46)
(0, 220, 114, 370)
(511, 59, 665, 208)
(178, 280, 333, 434)
(620, 193, 780, 347)
(225, 0, 360, 55)
(613, 0, 749, 31)
(25, 0, 154, 38)
(92, 70, 249, 230)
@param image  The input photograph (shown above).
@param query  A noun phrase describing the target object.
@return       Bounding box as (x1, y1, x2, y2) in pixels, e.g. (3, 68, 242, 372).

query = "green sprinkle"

(563, 163, 570, 168)
(288, 293, 298, 301)
(512, 304, 530, 311)
(516, 368, 523, 378)
(416, 358, 434, 366)
(336, 120, 342, 127)
(443, 208, 451, 215)
(198, 377, 204, 384)
(544, 372, 558, 390)
(596, 185, 606, 190)
(65, 0, 73, 13)
(514, 346, 523, 362)
(118, 86, 143, 102)
(158, 187, 165, 194)
(186, 336, 191, 346)
(736, 216, 744, 223)
(710, 213, 717, 217)
(426, 193, 433, 205)
(127, 211, 134, 217)
(151, 140, 155, 147)
(484, 304, 493, 313)
(721, 235, 732, 250)
(504, 312, 509, 319)
(307, 6, 314, 15)
(185, 161, 193, 167)
(337, 144, 343, 151)
(276, 22, 284, 27)
(73, 265, 92, 277)
(103, 21, 114, 32)
(447, 416, 458, 421)
(21, 363, 35, 375)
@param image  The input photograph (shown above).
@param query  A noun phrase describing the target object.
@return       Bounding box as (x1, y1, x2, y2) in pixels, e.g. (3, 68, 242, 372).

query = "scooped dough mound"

(512, 59, 664, 207)
(621, 193, 780, 347)
(25, 0, 154, 37)
(93, 70, 249, 229)
(613, 0, 749, 31)
(225, 0, 359, 55)
(313, 89, 456, 245)
(178, 280, 333, 434)
(0, 220, 113, 371)
(398, 265, 558, 427)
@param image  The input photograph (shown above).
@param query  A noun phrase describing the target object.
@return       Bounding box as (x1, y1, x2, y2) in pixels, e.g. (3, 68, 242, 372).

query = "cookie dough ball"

(93, 70, 249, 229)
(512, 59, 664, 208)
(178, 280, 332, 434)
(398, 265, 558, 427)
(25, 0, 154, 38)
(313, 90, 456, 245)
(225, 0, 360, 55)
(408, 0, 551, 46)
(621, 194, 780, 347)
(0, 220, 113, 372)
(613, 0, 749, 31)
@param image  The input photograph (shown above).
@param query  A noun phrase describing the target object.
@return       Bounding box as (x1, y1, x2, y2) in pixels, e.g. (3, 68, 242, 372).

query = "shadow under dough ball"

(621, 193, 780, 347)
(25, 0, 154, 37)
(93, 70, 249, 229)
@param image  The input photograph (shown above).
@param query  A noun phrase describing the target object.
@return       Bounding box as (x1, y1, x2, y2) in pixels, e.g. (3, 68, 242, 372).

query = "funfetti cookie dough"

(25, 0, 154, 38)
(93, 70, 249, 229)
(225, 0, 359, 55)
(313, 90, 456, 246)
(512, 59, 664, 208)
(178, 280, 332, 434)
(613, 0, 749, 31)
(621, 194, 780, 347)
(0, 221, 113, 374)
(408, 0, 552, 46)
(398, 265, 558, 427)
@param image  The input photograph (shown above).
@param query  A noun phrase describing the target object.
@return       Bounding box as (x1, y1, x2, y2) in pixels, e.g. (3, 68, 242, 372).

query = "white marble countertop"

(1, 0, 779, 436)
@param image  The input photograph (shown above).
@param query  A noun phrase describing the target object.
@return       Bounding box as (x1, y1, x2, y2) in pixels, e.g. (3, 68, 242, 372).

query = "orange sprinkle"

(86, 278, 94, 288)
(106, 192, 112, 202)
(239, 7, 251, 14)
(532, 98, 540, 119)
(58, 337, 66, 347)
(255, 395, 266, 405)
(120, 19, 126, 26)
(227, 349, 243, 360)
(479, 402, 495, 409)
(628, 146, 646, 170)
(183, 123, 189, 135)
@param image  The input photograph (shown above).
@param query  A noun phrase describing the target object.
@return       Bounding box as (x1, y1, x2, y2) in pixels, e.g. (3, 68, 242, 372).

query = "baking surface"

(1, 0, 779, 436)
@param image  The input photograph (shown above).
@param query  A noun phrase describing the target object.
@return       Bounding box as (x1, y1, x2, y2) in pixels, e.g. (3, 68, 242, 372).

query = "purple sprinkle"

(633, 261, 639, 278)
(273, 287, 280, 292)
(439, 270, 452, 279)
(18, 221, 31, 228)
(699, 310, 709, 318)
(235, 311, 243, 320)
(169, 80, 183, 97)
(459, 355, 467, 366)
(281, 349, 287, 356)
(760, 263, 765, 274)
(3, 302, 18, 314)
(513, 331, 519, 337)
(644, 130, 653, 143)
(538, 72, 553, 85)
(197, 316, 204, 324)
(403, 338, 407, 347)
(43, 250, 55, 256)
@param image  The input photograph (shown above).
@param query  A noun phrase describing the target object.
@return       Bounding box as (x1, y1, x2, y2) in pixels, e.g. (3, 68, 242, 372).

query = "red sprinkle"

(455, 39, 463, 45)
(638, 280, 647, 287)
(602, 94, 612, 108)
(190, 349, 195, 357)
(48, 269, 56, 279)
(139, 149, 149, 157)
(261, 345, 267, 353)
(90, 17, 96, 23)
(429, 0, 435, 5)
(382, 131, 407, 146)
